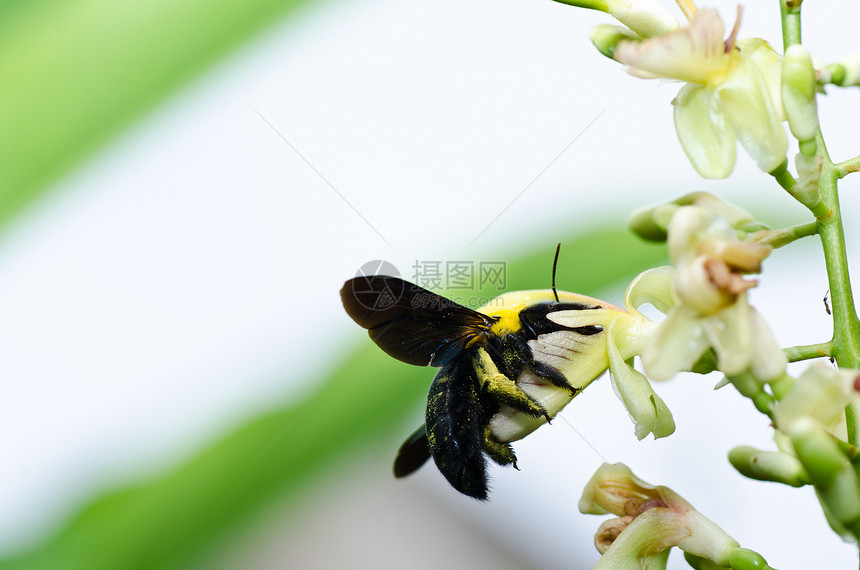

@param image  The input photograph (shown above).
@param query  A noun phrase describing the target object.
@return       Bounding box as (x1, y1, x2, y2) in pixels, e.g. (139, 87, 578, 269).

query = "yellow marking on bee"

(478, 289, 622, 336)
(473, 347, 545, 418)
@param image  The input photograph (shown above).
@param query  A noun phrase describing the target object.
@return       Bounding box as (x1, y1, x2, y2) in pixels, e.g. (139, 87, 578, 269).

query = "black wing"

(341, 276, 497, 366)
(393, 425, 432, 478)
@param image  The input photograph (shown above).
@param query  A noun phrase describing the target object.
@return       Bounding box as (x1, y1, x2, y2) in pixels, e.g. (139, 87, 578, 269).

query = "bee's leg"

(473, 347, 549, 421)
(482, 425, 518, 469)
(531, 360, 580, 396)
(500, 333, 577, 396)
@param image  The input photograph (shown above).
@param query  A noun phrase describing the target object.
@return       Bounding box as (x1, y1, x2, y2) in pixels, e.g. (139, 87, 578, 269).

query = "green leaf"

(0, 0, 318, 226)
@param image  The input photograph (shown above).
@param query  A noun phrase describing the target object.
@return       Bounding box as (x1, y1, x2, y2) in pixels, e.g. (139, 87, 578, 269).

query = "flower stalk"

(784, 342, 832, 363)
(835, 155, 860, 177)
(779, 0, 802, 50)
(817, 147, 860, 370)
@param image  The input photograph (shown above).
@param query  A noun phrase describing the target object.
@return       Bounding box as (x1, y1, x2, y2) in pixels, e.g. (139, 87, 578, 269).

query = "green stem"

(784, 341, 832, 362)
(816, 139, 860, 455)
(770, 159, 830, 217)
(728, 372, 775, 418)
(817, 147, 860, 368)
(769, 373, 794, 400)
(848, 406, 858, 447)
(757, 221, 819, 248)
(770, 159, 797, 191)
(835, 155, 860, 178)
(780, 1, 802, 50)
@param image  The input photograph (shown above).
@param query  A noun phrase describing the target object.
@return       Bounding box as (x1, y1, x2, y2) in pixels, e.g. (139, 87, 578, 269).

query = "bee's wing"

(341, 276, 496, 366)
(393, 425, 431, 478)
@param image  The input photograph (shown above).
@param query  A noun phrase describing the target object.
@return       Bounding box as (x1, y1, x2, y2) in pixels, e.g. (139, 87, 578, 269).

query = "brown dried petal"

(697, 238, 771, 273)
(704, 258, 758, 295)
(595, 516, 633, 554)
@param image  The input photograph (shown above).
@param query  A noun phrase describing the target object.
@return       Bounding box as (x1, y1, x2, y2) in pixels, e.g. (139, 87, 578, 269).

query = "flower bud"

(728, 445, 809, 487)
(773, 362, 856, 440)
(823, 62, 846, 87)
(789, 418, 860, 537)
(605, 0, 678, 37)
(590, 24, 640, 60)
(629, 193, 767, 243)
(835, 52, 860, 87)
(782, 45, 819, 142)
(553, 0, 678, 37)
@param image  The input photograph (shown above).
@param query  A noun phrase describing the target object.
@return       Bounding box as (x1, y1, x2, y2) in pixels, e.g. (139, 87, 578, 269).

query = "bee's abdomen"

(425, 358, 489, 500)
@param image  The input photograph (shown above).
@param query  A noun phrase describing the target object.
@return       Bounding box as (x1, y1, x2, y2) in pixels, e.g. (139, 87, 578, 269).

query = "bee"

(340, 248, 623, 499)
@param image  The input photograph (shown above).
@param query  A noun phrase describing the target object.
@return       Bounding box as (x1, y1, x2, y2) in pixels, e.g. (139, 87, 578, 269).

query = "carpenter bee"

(340, 250, 624, 500)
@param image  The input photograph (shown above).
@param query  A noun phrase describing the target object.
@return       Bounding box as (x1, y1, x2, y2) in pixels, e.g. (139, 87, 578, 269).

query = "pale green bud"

(789, 417, 860, 537)
(782, 45, 819, 142)
(728, 445, 809, 487)
(823, 62, 847, 86)
(605, 0, 678, 37)
(725, 548, 772, 570)
(835, 52, 860, 87)
(551, 0, 608, 11)
(686, 548, 772, 570)
(553, 0, 678, 38)
(590, 24, 640, 60)
(629, 192, 767, 243)
(628, 203, 677, 242)
(773, 362, 857, 440)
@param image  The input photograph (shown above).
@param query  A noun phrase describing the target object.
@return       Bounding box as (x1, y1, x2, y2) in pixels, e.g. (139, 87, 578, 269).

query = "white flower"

(615, 8, 787, 178)
(641, 206, 786, 382)
(581, 463, 769, 569)
(550, 269, 672, 440)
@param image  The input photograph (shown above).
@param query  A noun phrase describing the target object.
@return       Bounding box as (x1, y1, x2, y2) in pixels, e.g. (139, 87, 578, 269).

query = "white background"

(1, 0, 859, 568)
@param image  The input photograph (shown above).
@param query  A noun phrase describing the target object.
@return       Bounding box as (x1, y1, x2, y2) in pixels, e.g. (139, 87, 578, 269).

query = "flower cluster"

(641, 202, 786, 383)
(564, 1, 797, 179)
(729, 364, 860, 539)
(542, 0, 860, 562)
(545, 192, 787, 441)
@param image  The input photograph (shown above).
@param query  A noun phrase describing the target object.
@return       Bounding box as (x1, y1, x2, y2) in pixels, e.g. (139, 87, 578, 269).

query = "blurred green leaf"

(0, 0, 317, 225)
(0, 226, 664, 570)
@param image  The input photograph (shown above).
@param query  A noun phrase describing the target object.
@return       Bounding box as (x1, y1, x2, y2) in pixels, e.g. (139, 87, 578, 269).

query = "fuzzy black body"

(422, 304, 602, 499)
(425, 355, 490, 499)
(342, 275, 607, 500)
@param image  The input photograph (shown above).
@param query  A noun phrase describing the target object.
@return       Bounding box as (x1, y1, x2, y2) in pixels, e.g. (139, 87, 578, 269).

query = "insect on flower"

(341, 247, 627, 499)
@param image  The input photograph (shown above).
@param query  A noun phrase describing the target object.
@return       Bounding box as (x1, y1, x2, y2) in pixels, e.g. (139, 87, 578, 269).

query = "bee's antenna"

(552, 242, 561, 302)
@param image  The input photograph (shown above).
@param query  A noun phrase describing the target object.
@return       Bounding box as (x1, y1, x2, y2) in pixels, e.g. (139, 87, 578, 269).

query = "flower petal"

(748, 306, 787, 382)
(615, 9, 732, 84)
(641, 305, 709, 381)
(716, 55, 788, 173)
(673, 83, 737, 179)
(738, 38, 784, 121)
(579, 462, 661, 516)
(608, 318, 675, 439)
(623, 266, 677, 316)
(701, 297, 753, 376)
(594, 509, 681, 570)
